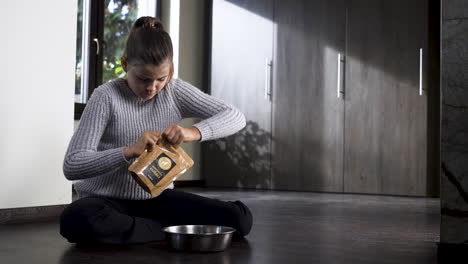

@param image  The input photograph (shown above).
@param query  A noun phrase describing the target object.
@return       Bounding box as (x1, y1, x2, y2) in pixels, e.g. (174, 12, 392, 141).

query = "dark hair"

(124, 17, 174, 76)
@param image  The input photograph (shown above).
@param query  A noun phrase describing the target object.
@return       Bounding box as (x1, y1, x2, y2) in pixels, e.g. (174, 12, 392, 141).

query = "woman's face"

(125, 61, 171, 100)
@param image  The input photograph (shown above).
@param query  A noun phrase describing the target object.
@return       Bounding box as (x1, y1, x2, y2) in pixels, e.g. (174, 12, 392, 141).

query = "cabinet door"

(203, 0, 274, 189)
(272, 0, 346, 192)
(344, 0, 428, 195)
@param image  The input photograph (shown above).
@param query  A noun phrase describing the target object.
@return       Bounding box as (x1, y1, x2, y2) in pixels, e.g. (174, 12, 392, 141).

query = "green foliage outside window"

(103, 0, 139, 83)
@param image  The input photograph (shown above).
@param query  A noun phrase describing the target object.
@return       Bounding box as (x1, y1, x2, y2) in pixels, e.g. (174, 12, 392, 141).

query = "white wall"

(0, 0, 77, 208)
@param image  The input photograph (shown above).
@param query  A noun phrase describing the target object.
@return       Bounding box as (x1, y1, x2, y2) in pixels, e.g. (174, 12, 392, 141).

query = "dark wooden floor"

(0, 188, 440, 264)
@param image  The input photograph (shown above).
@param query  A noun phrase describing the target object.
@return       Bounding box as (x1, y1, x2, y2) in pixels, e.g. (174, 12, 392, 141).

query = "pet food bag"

(128, 138, 194, 197)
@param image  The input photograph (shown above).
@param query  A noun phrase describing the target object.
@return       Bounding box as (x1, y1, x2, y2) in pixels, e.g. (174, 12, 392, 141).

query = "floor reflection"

(59, 238, 253, 264)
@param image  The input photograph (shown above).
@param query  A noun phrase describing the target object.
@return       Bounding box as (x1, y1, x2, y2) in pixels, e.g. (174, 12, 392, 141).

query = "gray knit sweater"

(63, 78, 246, 200)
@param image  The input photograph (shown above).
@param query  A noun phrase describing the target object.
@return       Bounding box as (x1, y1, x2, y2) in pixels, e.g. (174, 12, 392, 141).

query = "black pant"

(60, 189, 253, 245)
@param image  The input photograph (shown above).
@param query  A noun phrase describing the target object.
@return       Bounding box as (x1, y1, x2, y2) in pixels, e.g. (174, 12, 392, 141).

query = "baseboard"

(0, 204, 67, 224)
(174, 180, 205, 188)
(438, 242, 468, 263)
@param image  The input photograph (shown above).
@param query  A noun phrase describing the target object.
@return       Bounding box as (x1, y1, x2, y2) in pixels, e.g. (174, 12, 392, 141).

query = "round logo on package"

(158, 157, 172, 170)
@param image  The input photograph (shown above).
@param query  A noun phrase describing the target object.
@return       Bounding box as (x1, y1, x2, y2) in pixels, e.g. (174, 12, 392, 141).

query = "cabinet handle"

(265, 58, 272, 101)
(419, 48, 423, 96)
(337, 53, 342, 98)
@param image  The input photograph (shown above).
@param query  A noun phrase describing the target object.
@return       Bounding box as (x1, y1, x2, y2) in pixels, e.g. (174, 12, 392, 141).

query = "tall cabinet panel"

(204, 0, 274, 188)
(272, 0, 346, 192)
(206, 0, 436, 196)
(344, 0, 428, 195)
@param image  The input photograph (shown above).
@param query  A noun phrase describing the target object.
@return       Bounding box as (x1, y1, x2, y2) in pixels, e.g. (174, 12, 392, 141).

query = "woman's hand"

(124, 131, 162, 159)
(163, 124, 201, 145)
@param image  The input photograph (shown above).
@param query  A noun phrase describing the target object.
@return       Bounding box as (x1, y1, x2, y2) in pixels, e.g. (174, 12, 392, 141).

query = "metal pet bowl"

(163, 225, 236, 252)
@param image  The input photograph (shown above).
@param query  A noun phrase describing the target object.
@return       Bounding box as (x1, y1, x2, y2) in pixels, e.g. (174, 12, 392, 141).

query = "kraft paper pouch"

(128, 138, 194, 197)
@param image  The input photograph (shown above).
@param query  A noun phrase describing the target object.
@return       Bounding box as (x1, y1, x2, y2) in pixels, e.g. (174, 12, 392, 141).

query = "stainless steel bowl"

(163, 225, 236, 252)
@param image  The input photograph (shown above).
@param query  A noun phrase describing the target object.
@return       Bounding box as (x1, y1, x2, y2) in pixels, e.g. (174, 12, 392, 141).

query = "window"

(74, 0, 160, 119)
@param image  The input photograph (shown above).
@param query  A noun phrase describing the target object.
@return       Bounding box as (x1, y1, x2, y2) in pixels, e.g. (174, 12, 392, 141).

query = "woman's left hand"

(163, 124, 201, 145)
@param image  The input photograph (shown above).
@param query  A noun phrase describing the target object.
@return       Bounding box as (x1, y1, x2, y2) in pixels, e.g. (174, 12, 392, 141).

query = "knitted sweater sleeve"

(62, 89, 129, 180)
(172, 79, 246, 141)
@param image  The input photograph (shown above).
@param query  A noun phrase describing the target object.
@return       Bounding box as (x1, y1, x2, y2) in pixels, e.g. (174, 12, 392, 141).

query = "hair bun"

(134, 16, 164, 30)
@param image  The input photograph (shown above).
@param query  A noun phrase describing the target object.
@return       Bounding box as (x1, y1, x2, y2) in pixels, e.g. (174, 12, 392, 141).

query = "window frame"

(74, 0, 161, 120)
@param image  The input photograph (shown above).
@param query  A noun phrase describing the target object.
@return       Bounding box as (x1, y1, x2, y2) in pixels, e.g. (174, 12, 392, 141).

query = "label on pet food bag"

(128, 138, 194, 197)
(142, 153, 176, 184)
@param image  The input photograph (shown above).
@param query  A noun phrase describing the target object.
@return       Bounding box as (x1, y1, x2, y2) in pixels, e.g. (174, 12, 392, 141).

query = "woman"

(60, 16, 252, 245)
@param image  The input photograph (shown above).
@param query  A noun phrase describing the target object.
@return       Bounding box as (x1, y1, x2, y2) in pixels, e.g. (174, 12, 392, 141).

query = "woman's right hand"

(124, 131, 162, 160)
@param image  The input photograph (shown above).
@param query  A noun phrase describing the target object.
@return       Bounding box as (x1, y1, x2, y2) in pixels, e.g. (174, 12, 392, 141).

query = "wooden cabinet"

(344, 0, 429, 195)
(204, 0, 437, 196)
(203, 0, 274, 189)
(272, 0, 346, 192)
